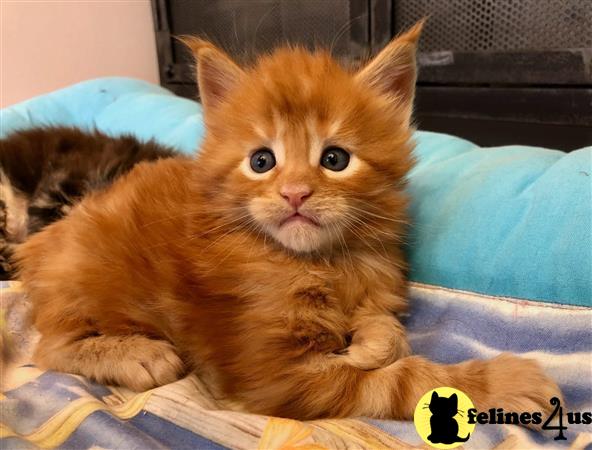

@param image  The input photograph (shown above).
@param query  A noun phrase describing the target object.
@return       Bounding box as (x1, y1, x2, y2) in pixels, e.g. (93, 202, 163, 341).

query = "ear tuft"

(355, 19, 425, 126)
(394, 18, 426, 46)
(177, 36, 244, 113)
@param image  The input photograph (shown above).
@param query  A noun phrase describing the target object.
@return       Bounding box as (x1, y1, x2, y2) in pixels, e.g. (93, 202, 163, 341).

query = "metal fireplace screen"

(395, 0, 591, 53)
(394, 0, 591, 86)
(152, 0, 591, 150)
(153, 0, 376, 98)
(167, 0, 369, 63)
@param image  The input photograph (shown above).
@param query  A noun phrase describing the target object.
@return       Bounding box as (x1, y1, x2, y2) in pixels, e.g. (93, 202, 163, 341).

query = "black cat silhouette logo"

(427, 391, 470, 444)
(414, 387, 476, 449)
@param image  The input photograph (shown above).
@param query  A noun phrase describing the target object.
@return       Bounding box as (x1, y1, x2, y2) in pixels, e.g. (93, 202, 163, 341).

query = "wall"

(0, 0, 159, 108)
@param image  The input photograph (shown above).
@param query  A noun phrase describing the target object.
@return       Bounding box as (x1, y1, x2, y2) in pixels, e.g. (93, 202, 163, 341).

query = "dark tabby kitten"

(0, 127, 178, 279)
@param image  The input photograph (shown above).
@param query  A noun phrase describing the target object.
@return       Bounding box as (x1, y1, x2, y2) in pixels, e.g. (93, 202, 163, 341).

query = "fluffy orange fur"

(16, 22, 560, 420)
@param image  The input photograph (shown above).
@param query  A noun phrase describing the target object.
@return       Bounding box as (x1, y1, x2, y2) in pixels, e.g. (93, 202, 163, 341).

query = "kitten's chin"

(272, 222, 327, 253)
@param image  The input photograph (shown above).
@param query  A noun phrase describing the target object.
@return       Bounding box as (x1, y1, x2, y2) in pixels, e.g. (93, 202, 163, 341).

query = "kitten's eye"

(320, 146, 350, 172)
(250, 148, 276, 173)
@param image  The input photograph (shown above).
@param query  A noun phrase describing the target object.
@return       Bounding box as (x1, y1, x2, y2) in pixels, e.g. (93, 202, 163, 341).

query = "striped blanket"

(1, 281, 591, 449)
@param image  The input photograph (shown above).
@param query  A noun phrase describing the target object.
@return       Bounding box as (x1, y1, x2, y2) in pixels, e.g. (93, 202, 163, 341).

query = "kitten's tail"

(246, 353, 560, 421)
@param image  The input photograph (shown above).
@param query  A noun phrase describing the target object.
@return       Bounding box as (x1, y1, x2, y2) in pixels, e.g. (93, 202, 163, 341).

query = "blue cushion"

(408, 133, 591, 306)
(1, 77, 590, 306)
(0, 78, 204, 153)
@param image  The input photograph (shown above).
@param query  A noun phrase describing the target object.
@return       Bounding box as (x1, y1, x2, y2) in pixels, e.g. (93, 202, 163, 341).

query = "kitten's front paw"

(337, 323, 410, 370)
(473, 354, 561, 417)
(117, 339, 186, 391)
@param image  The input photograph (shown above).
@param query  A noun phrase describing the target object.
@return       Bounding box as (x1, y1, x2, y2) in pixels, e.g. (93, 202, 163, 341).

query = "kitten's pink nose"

(280, 184, 312, 209)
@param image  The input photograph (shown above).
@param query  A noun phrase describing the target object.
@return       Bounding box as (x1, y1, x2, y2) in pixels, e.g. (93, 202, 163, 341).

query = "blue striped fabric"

(1, 282, 590, 449)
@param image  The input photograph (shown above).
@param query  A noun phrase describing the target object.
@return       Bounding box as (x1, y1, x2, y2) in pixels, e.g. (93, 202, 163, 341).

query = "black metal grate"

(395, 0, 592, 52)
(152, 0, 592, 150)
(168, 0, 369, 64)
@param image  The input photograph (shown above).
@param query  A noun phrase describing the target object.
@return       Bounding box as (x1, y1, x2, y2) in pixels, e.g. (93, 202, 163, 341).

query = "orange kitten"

(15, 22, 560, 420)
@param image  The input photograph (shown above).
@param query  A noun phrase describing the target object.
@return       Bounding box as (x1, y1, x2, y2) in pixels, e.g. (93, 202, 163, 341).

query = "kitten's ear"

(355, 19, 424, 126)
(450, 393, 458, 405)
(179, 37, 244, 112)
(431, 391, 439, 401)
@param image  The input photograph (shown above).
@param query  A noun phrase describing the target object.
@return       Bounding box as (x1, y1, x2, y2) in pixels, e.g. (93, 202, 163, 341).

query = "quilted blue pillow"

(1, 77, 590, 306)
(408, 132, 591, 306)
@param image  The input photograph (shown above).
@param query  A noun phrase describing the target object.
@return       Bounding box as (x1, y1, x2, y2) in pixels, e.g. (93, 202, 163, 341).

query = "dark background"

(151, 0, 592, 151)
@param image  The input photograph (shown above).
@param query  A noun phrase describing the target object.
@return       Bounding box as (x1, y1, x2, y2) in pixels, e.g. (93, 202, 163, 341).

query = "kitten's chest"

(278, 286, 355, 353)
(251, 253, 367, 312)
(235, 256, 369, 349)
